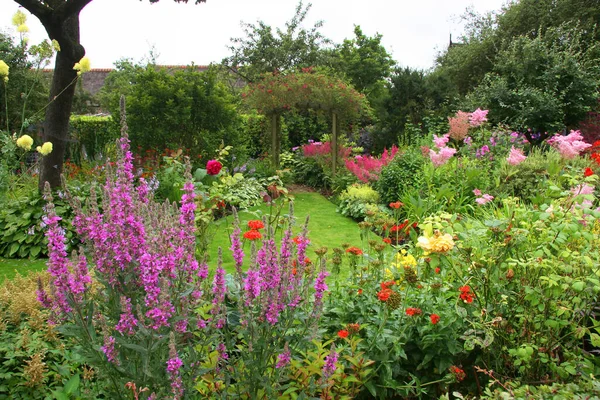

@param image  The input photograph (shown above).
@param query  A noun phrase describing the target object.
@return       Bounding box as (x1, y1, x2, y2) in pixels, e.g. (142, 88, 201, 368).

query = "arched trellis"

(244, 70, 371, 174)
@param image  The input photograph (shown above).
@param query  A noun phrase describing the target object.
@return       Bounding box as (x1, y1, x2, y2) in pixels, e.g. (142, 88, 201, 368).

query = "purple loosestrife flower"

(322, 346, 338, 380)
(167, 334, 184, 399)
(276, 345, 291, 369)
(217, 342, 229, 361)
(115, 297, 138, 336)
(101, 336, 119, 365)
(243, 269, 261, 305)
(229, 210, 245, 277)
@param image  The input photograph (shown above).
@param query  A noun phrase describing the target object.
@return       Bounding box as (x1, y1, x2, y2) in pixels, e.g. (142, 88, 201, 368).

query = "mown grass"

(1, 191, 367, 281)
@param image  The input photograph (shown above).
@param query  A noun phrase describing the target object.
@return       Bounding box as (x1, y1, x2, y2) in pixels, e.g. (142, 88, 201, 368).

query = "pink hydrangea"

(469, 108, 489, 127)
(548, 130, 591, 159)
(506, 146, 527, 165)
(429, 147, 457, 167)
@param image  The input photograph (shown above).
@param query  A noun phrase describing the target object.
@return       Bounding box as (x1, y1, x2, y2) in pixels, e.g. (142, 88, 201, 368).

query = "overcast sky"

(1, 0, 508, 70)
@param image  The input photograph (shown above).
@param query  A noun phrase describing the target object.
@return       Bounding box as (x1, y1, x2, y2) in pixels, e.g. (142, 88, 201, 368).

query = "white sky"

(1, 0, 507, 70)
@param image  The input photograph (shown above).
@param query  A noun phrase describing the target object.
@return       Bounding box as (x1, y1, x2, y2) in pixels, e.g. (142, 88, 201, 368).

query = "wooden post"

(331, 111, 338, 176)
(271, 113, 280, 167)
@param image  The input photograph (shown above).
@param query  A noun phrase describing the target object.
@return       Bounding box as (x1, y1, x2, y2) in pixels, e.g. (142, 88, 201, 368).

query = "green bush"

(68, 115, 119, 163)
(337, 183, 380, 220)
(375, 148, 424, 204)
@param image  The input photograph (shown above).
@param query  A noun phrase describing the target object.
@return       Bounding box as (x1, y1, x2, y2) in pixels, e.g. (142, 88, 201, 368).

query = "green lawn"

(1, 191, 366, 281)
(206, 191, 365, 272)
(0, 257, 47, 282)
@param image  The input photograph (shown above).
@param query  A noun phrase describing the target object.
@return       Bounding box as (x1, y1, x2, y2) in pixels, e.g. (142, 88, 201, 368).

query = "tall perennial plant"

(39, 99, 331, 399)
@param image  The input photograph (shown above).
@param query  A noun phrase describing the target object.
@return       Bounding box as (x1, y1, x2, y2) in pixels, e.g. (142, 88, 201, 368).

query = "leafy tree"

(112, 65, 242, 160)
(469, 26, 600, 142)
(331, 25, 394, 97)
(222, 1, 331, 83)
(0, 29, 51, 134)
(12, 0, 206, 191)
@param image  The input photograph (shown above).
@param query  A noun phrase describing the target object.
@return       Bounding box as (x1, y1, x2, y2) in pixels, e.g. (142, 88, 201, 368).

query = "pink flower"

(571, 184, 595, 196)
(548, 130, 591, 159)
(429, 147, 456, 167)
(433, 134, 450, 148)
(206, 159, 223, 175)
(473, 188, 482, 196)
(469, 108, 489, 127)
(475, 194, 494, 205)
(448, 111, 470, 141)
(506, 146, 527, 165)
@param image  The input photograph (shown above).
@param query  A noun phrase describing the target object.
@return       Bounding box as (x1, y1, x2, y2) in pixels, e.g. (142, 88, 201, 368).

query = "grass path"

(1, 191, 364, 280)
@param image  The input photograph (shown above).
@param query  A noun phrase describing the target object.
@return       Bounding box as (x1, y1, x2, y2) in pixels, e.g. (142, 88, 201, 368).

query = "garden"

(2, 1, 600, 399)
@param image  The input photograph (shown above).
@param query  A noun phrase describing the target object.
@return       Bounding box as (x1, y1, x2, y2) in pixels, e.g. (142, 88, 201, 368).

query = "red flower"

(347, 323, 360, 334)
(430, 314, 440, 325)
(337, 329, 349, 338)
(292, 236, 302, 245)
(377, 288, 392, 302)
(405, 307, 422, 316)
(459, 285, 474, 304)
(243, 230, 262, 241)
(206, 160, 222, 175)
(247, 220, 265, 230)
(435, 267, 441, 274)
(389, 201, 403, 209)
(357, 289, 363, 295)
(383, 238, 392, 244)
(450, 366, 466, 382)
(584, 167, 594, 177)
(346, 247, 363, 256)
(380, 281, 396, 290)
(292, 267, 297, 276)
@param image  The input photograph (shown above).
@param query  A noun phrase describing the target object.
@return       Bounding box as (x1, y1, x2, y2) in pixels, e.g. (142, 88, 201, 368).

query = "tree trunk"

(38, 14, 84, 192)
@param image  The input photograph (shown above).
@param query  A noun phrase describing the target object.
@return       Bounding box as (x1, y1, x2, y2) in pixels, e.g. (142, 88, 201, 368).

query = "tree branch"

(13, 0, 52, 20)
(55, 0, 95, 20)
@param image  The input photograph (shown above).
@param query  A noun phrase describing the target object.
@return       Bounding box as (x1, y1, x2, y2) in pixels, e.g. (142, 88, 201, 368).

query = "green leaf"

(572, 281, 585, 292)
(64, 374, 80, 394)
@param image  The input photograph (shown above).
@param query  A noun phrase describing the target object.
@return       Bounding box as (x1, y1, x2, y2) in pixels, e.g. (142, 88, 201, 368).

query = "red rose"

(206, 160, 222, 175)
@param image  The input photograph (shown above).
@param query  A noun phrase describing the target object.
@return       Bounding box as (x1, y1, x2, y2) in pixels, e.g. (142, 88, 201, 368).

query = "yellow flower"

(37, 142, 53, 156)
(417, 230, 455, 253)
(0, 60, 9, 80)
(17, 24, 29, 33)
(73, 56, 91, 75)
(395, 252, 417, 267)
(12, 10, 27, 27)
(16, 135, 34, 151)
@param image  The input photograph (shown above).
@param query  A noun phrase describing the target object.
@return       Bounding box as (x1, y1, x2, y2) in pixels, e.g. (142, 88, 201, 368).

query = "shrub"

(375, 148, 424, 204)
(337, 183, 380, 220)
(68, 115, 119, 163)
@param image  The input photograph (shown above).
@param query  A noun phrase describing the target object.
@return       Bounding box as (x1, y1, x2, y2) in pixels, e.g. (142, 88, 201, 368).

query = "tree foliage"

(222, 1, 331, 83)
(469, 26, 600, 137)
(110, 65, 242, 159)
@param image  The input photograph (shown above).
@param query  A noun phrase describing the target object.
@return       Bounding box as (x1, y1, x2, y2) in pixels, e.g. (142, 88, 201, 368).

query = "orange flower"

(247, 220, 265, 230)
(377, 288, 392, 301)
(337, 329, 349, 338)
(243, 230, 262, 241)
(383, 238, 392, 244)
(430, 314, 440, 324)
(389, 201, 403, 209)
(357, 289, 363, 295)
(347, 323, 360, 334)
(346, 247, 363, 256)
(292, 267, 297, 276)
